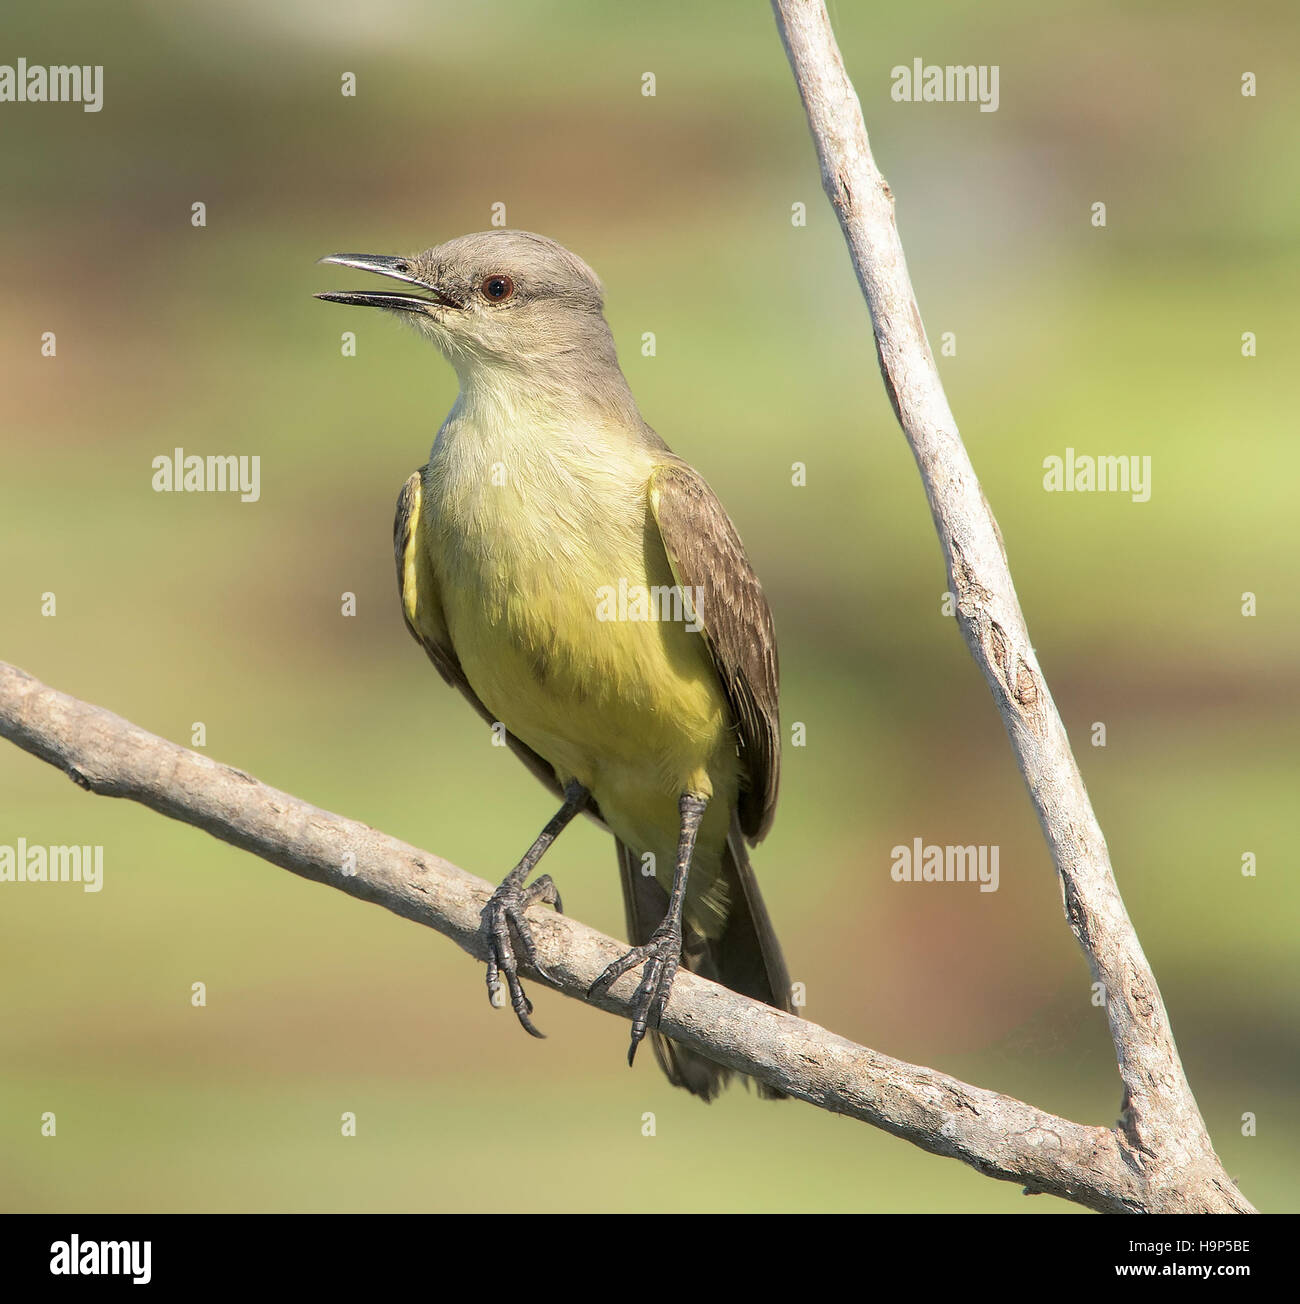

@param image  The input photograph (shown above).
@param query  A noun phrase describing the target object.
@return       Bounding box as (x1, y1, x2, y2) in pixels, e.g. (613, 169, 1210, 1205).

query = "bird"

(316, 230, 791, 1099)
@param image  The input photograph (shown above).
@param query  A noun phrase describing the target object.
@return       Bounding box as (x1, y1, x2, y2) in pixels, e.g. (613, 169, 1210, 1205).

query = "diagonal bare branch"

(0, 661, 1253, 1211)
(769, 0, 1251, 1213)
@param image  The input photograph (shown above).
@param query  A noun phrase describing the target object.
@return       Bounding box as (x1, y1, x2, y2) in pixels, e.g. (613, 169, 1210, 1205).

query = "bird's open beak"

(314, 253, 463, 313)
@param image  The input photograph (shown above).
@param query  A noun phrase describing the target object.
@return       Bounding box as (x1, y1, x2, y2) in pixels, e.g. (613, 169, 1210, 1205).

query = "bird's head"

(316, 229, 610, 380)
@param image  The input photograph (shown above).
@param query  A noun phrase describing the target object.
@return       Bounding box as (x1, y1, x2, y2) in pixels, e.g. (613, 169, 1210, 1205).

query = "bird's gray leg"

(588, 792, 707, 1065)
(484, 780, 588, 1038)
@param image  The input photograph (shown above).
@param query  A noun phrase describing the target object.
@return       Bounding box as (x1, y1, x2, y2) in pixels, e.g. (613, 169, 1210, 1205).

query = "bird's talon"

(482, 877, 561, 1037)
(592, 931, 682, 1065)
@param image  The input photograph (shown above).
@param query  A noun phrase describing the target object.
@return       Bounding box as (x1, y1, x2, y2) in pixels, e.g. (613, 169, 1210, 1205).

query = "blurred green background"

(1, 0, 1295, 1213)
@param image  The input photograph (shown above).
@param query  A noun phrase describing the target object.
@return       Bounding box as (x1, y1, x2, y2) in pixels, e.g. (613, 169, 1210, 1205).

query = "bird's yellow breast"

(421, 412, 739, 870)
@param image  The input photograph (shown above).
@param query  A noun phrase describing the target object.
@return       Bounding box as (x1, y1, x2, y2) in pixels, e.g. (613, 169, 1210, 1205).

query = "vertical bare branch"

(770, 0, 1250, 1211)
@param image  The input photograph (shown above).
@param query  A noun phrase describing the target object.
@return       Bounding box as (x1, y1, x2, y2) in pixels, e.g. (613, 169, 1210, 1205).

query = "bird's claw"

(588, 925, 683, 1065)
(483, 873, 563, 1038)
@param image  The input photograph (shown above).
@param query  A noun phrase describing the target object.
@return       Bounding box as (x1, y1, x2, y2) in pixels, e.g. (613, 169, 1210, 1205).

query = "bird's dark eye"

(481, 274, 515, 302)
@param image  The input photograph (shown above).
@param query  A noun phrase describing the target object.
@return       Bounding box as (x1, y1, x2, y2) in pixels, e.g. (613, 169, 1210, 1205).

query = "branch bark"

(0, 662, 1252, 1211)
(770, 0, 1251, 1213)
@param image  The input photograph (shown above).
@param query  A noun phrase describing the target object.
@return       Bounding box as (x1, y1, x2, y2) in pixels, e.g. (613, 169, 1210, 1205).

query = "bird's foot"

(483, 872, 563, 1039)
(588, 923, 683, 1065)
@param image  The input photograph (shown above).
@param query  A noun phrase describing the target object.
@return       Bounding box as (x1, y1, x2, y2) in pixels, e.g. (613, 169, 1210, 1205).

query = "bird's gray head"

(316, 230, 612, 379)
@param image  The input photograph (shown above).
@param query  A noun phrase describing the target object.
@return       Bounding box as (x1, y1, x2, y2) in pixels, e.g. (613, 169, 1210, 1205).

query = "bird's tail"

(616, 819, 793, 1102)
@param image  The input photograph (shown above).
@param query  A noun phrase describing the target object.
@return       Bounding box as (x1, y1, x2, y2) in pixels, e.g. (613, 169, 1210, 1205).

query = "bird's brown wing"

(394, 469, 578, 808)
(648, 458, 780, 842)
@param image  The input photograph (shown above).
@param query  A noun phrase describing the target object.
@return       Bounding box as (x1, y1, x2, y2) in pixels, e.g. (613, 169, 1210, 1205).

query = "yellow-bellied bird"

(317, 231, 790, 1099)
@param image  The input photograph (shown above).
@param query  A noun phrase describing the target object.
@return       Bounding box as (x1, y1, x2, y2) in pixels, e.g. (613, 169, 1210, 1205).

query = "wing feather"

(648, 459, 780, 841)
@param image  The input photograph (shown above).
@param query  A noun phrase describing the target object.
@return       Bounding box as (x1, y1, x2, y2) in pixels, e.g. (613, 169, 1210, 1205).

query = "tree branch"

(770, 0, 1252, 1213)
(0, 662, 1252, 1210)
